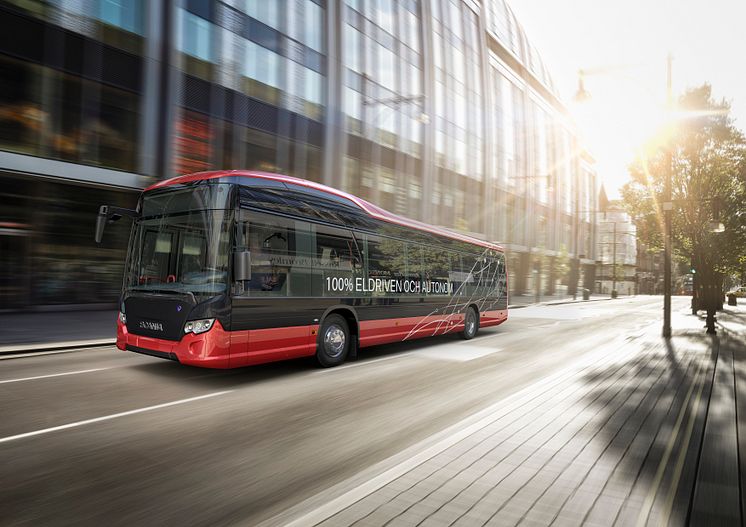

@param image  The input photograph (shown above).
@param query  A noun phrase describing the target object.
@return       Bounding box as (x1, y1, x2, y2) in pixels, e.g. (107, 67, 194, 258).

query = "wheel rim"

(324, 324, 346, 358)
(466, 311, 476, 335)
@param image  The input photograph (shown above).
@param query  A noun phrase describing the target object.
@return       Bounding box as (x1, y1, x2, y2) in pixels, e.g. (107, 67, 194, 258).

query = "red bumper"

(117, 320, 317, 369)
(117, 319, 231, 368)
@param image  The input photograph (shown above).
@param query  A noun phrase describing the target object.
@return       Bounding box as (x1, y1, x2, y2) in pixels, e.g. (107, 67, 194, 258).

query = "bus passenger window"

(315, 226, 361, 297)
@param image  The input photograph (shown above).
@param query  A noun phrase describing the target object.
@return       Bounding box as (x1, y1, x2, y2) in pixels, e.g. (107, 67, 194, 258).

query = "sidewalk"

(0, 310, 117, 353)
(268, 303, 746, 527)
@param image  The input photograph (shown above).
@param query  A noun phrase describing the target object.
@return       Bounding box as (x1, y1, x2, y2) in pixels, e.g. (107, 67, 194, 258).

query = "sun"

(570, 75, 669, 196)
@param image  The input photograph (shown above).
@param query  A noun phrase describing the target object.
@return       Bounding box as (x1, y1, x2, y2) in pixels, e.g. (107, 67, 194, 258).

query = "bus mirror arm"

(234, 250, 251, 281)
(95, 205, 139, 244)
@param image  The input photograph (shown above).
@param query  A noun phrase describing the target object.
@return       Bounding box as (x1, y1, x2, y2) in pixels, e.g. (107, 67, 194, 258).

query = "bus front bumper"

(117, 319, 232, 368)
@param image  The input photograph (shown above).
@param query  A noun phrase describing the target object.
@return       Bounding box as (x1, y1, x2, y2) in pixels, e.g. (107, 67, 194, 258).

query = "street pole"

(662, 54, 673, 338)
(612, 221, 617, 297)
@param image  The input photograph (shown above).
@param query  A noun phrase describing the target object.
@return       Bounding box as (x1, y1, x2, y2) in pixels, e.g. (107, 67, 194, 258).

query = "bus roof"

(146, 170, 504, 251)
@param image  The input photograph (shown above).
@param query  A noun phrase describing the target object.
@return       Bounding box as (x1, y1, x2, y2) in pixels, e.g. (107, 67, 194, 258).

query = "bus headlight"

(119, 312, 127, 324)
(184, 318, 215, 335)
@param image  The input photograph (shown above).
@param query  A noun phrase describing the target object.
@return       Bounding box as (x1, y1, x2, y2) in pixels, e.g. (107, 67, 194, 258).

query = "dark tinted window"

(421, 246, 454, 296)
(364, 234, 407, 297)
(316, 225, 362, 297)
(242, 213, 314, 297)
(142, 184, 232, 217)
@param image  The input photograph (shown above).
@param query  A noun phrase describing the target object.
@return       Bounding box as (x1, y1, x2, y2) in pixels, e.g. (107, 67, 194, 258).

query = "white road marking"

(0, 368, 109, 384)
(0, 339, 115, 355)
(417, 345, 501, 362)
(317, 340, 505, 373)
(0, 391, 231, 444)
(0, 346, 113, 360)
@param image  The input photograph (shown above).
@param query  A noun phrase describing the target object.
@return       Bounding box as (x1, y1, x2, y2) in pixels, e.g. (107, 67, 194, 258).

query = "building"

(0, 0, 598, 310)
(595, 201, 637, 296)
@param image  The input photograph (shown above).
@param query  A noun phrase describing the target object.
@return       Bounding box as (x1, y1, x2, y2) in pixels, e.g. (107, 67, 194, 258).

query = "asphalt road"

(0, 296, 687, 526)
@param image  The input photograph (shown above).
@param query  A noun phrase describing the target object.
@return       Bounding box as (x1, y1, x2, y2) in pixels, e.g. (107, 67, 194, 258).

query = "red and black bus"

(96, 171, 508, 368)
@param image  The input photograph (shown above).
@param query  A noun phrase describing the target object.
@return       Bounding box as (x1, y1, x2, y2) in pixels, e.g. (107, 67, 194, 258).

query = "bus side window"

(314, 225, 361, 297)
(366, 235, 407, 298)
(243, 214, 313, 297)
(460, 254, 479, 297)
(421, 246, 451, 296)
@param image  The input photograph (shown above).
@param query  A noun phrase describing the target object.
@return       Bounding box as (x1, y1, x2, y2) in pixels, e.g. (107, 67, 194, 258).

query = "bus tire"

(460, 306, 479, 340)
(316, 314, 350, 367)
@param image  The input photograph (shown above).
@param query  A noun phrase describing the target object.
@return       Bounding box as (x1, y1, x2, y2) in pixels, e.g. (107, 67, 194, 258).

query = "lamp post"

(575, 55, 674, 336)
(662, 53, 673, 338)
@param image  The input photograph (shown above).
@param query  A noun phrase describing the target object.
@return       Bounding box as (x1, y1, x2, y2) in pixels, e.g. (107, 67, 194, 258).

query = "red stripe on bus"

(117, 310, 506, 368)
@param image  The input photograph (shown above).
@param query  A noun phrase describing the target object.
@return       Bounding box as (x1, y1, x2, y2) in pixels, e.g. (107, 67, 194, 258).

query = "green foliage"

(622, 84, 746, 278)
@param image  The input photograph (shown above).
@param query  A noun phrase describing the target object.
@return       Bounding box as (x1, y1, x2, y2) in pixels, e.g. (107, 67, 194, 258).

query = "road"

(0, 296, 691, 526)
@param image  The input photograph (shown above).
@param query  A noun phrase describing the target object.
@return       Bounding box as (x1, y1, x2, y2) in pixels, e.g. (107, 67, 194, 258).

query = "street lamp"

(574, 54, 674, 337)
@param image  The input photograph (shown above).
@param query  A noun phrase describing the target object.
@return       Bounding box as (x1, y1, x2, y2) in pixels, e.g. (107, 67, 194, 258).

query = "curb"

(0, 339, 116, 356)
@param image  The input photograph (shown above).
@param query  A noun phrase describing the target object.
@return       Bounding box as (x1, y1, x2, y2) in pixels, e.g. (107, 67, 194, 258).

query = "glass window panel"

(305, 0, 324, 52)
(245, 41, 280, 88)
(364, 234, 407, 297)
(316, 225, 363, 297)
(305, 67, 323, 105)
(449, 0, 461, 40)
(378, 44, 396, 90)
(377, 0, 395, 34)
(244, 214, 315, 297)
(100, 0, 143, 34)
(179, 9, 212, 62)
(246, 0, 279, 29)
(344, 24, 362, 73)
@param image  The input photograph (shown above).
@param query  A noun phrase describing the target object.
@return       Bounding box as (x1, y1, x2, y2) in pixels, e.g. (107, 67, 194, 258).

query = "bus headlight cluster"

(119, 312, 127, 324)
(184, 318, 215, 335)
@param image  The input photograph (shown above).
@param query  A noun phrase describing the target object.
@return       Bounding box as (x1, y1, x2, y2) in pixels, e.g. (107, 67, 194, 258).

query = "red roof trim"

(144, 170, 504, 251)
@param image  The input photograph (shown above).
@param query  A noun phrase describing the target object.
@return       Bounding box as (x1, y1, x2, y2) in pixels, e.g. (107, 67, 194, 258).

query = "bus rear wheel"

(460, 306, 479, 340)
(316, 314, 350, 367)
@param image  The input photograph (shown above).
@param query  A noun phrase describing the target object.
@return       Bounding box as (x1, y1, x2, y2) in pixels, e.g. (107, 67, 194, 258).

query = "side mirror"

(95, 205, 109, 244)
(95, 204, 138, 244)
(234, 250, 251, 281)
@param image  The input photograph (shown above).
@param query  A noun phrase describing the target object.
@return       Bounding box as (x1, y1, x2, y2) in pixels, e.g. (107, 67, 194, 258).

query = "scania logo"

(140, 321, 164, 332)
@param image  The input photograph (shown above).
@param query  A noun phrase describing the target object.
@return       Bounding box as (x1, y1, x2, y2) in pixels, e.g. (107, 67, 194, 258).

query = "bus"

(95, 170, 508, 368)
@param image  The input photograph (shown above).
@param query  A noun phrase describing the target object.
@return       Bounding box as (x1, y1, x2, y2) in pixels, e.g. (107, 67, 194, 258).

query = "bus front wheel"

(316, 314, 350, 367)
(460, 307, 479, 340)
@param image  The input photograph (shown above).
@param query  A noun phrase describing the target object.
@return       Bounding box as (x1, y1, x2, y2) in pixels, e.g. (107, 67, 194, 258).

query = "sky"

(506, 0, 746, 198)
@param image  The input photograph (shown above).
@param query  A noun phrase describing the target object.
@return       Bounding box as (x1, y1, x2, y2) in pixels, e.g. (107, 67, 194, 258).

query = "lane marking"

(0, 368, 110, 384)
(0, 391, 231, 444)
(0, 339, 115, 355)
(417, 345, 502, 362)
(0, 346, 114, 360)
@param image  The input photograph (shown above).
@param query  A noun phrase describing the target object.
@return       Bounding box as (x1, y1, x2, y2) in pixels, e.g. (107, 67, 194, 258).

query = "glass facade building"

(0, 0, 598, 310)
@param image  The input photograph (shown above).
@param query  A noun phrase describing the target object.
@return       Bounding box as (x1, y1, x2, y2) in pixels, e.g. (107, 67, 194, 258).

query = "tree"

(622, 84, 746, 304)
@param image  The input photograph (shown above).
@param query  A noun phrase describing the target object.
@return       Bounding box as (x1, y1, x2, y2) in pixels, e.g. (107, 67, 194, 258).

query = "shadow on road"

(125, 326, 508, 388)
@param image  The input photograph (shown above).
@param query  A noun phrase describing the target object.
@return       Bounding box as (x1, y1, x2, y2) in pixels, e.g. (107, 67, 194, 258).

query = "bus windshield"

(125, 188, 232, 296)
